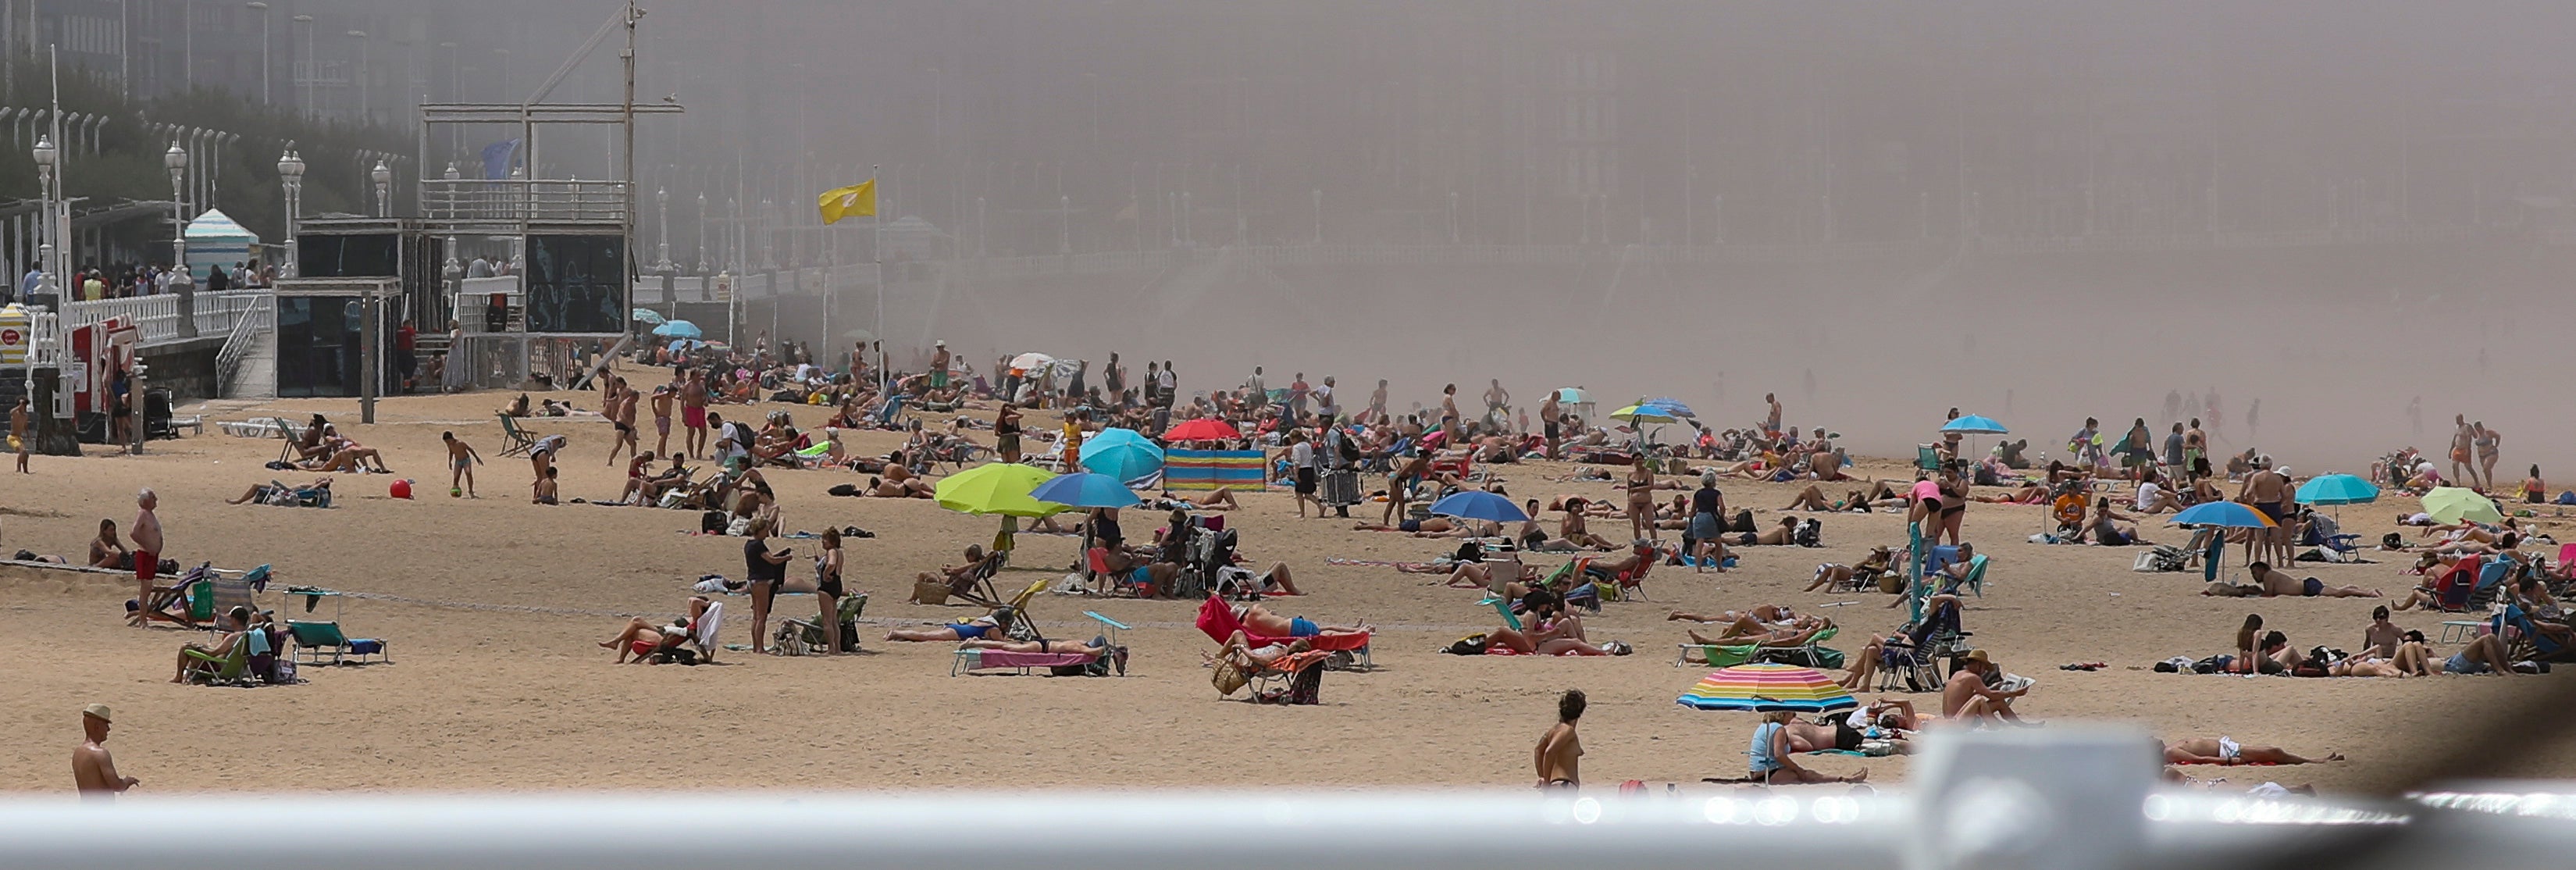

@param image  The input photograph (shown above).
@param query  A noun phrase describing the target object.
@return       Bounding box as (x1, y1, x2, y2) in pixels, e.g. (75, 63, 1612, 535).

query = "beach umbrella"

(1427, 490, 1528, 523)
(2168, 501, 2275, 529)
(651, 320, 703, 339)
(2295, 474, 2380, 506)
(1029, 472, 1141, 509)
(1641, 398, 1697, 418)
(1163, 418, 1240, 441)
(1610, 404, 1679, 424)
(2421, 487, 2504, 525)
(1009, 351, 1055, 372)
(1554, 387, 1592, 405)
(1940, 415, 2008, 435)
(630, 308, 667, 326)
(1079, 427, 1165, 482)
(1676, 664, 1858, 714)
(932, 462, 1064, 518)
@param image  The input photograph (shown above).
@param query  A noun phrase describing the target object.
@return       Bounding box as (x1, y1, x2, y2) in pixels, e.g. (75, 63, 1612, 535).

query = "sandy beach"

(5, 375, 2573, 796)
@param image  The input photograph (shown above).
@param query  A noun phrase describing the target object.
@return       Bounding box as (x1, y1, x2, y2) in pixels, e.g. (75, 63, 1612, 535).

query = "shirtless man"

(1538, 391, 1562, 458)
(1440, 383, 1463, 440)
(1369, 379, 1390, 424)
(1942, 651, 2033, 724)
(2238, 458, 2291, 566)
(2248, 561, 2381, 598)
(681, 369, 711, 459)
(1235, 601, 1370, 640)
(1765, 393, 1784, 436)
(605, 377, 640, 465)
(1484, 379, 1510, 422)
(650, 381, 677, 458)
(72, 704, 137, 802)
(2161, 737, 2341, 766)
(1534, 690, 1584, 790)
(125, 490, 164, 628)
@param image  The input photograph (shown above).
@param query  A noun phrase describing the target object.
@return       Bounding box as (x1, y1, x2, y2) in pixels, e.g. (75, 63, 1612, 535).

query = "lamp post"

(277, 148, 304, 277)
(371, 160, 393, 217)
(291, 15, 314, 117)
(165, 142, 189, 279)
(654, 187, 672, 272)
(246, 2, 271, 105)
(442, 163, 462, 277)
(695, 191, 707, 273)
(32, 134, 57, 298)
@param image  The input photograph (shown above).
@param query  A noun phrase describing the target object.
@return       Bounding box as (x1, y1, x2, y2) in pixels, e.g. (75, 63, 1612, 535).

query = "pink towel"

(967, 650, 1093, 669)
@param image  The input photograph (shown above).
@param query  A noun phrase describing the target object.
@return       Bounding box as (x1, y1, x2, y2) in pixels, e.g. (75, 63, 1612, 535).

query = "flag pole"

(872, 164, 884, 392)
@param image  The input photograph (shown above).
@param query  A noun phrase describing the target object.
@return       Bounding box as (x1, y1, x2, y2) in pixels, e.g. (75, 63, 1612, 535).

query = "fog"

(493, 1, 2576, 473)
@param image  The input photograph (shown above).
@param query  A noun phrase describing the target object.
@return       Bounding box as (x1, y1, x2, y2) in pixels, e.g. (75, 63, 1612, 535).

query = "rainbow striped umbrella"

(1676, 664, 1858, 713)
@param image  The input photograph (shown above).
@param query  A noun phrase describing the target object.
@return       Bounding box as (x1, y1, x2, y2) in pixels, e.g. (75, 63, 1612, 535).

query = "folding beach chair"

(780, 594, 866, 655)
(496, 414, 544, 457)
(182, 638, 253, 686)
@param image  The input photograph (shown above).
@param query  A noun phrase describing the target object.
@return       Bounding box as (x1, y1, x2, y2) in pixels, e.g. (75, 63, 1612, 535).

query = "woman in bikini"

(1625, 461, 1656, 544)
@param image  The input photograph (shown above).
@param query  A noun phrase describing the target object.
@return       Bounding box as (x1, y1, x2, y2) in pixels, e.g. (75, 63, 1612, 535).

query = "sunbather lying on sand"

(2160, 737, 2342, 766)
(223, 477, 333, 505)
(1233, 601, 1369, 640)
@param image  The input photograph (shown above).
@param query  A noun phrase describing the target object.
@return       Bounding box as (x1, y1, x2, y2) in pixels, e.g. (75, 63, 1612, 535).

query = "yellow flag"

(818, 179, 877, 225)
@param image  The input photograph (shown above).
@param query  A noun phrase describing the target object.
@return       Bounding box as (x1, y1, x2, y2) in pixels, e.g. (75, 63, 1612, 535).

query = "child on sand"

(443, 431, 483, 497)
(12, 396, 27, 472)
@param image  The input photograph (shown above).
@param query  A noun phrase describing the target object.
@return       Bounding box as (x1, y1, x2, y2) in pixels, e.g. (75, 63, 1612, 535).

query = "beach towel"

(693, 601, 725, 656)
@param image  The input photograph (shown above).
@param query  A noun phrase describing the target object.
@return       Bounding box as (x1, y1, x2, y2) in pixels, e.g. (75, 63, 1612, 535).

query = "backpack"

(1337, 433, 1363, 463)
(1729, 509, 1758, 533)
(1792, 519, 1822, 548)
(701, 510, 728, 533)
(827, 483, 860, 497)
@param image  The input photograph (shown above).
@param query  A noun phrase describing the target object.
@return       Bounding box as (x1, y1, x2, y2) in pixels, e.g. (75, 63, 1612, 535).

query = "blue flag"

(479, 139, 522, 180)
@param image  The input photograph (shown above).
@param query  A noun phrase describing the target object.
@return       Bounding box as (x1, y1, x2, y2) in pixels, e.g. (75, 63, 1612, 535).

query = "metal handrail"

(420, 178, 630, 224)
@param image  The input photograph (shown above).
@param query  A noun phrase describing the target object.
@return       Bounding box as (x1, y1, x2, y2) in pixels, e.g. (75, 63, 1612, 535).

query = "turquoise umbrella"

(1030, 472, 1142, 509)
(2295, 474, 2380, 506)
(630, 308, 667, 326)
(1079, 427, 1164, 483)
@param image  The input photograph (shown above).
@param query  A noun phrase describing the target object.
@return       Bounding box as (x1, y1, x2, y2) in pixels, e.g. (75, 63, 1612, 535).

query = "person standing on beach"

(72, 704, 136, 801)
(444, 431, 483, 497)
(123, 490, 162, 628)
(12, 395, 29, 472)
(1102, 352, 1125, 401)
(1533, 690, 1584, 790)
(1539, 390, 1562, 459)
(650, 382, 676, 459)
(1765, 393, 1783, 437)
(681, 369, 711, 459)
(1370, 379, 1390, 425)
(2183, 419, 2208, 482)
(2474, 423, 2502, 495)
(2450, 415, 2477, 490)
(1244, 366, 1267, 411)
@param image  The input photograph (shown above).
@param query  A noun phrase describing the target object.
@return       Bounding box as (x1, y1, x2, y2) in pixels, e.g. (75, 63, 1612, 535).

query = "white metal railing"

(194, 292, 274, 339)
(214, 294, 275, 376)
(420, 178, 630, 224)
(56, 294, 182, 343)
(24, 311, 58, 367)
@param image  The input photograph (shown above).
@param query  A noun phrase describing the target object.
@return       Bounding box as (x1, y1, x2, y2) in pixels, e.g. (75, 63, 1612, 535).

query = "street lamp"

(291, 15, 314, 117)
(276, 148, 305, 275)
(246, 2, 272, 105)
(32, 134, 57, 295)
(654, 187, 672, 272)
(371, 160, 393, 217)
(165, 142, 190, 280)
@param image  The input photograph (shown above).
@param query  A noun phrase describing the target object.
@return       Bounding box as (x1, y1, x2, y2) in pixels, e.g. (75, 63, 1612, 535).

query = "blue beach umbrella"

(2169, 501, 2277, 529)
(1030, 472, 1142, 509)
(1428, 490, 1528, 523)
(1940, 415, 2009, 435)
(1640, 398, 1697, 418)
(651, 319, 703, 339)
(2295, 474, 2380, 507)
(1078, 427, 1164, 483)
(630, 308, 667, 326)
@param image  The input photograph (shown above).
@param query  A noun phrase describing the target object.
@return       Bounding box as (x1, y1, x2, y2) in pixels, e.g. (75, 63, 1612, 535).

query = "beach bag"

(1212, 658, 1250, 695)
(827, 483, 860, 497)
(1441, 633, 1490, 656)
(1284, 665, 1324, 704)
(910, 579, 953, 606)
(1730, 510, 1758, 533)
(700, 511, 727, 533)
(1792, 519, 1822, 548)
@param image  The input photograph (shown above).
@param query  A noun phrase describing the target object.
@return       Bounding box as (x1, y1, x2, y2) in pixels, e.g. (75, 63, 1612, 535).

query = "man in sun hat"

(73, 704, 137, 800)
(1941, 650, 2034, 725)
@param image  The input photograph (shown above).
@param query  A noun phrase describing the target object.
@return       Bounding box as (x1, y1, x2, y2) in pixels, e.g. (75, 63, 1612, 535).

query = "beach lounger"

(950, 641, 1126, 677)
(1194, 594, 1373, 671)
(1239, 649, 1333, 704)
(1675, 627, 1842, 669)
(286, 620, 389, 665)
(496, 414, 545, 458)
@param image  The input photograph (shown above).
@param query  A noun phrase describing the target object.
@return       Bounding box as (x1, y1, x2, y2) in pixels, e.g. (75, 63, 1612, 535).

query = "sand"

(2, 371, 2571, 796)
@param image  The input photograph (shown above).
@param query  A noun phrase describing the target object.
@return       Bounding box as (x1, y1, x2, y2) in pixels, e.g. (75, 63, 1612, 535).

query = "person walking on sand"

(605, 377, 640, 465)
(123, 490, 163, 628)
(2474, 422, 2502, 494)
(650, 382, 676, 458)
(72, 704, 137, 802)
(1534, 689, 1584, 790)
(682, 369, 711, 459)
(443, 431, 483, 497)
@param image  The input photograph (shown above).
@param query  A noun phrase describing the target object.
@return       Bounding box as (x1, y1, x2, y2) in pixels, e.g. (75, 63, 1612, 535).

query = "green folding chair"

(183, 637, 251, 686)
